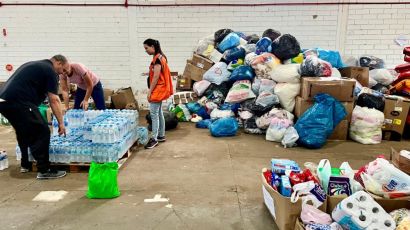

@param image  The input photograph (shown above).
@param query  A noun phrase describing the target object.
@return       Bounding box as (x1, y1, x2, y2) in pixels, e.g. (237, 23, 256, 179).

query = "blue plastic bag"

(224, 47, 246, 62)
(186, 102, 202, 114)
(229, 66, 255, 82)
(196, 106, 210, 120)
(209, 117, 238, 137)
(196, 119, 213, 129)
(317, 48, 345, 69)
(218, 33, 240, 52)
(294, 94, 347, 149)
(256, 37, 272, 54)
(219, 103, 241, 113)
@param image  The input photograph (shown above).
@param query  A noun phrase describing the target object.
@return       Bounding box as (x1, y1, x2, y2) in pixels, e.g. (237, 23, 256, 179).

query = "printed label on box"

(393, 119, 402, 125)
(262, 185, 276, 220)
(385, 119, 393, 124)
(196, 63, 205, 69)
(394, 107, 403, 112)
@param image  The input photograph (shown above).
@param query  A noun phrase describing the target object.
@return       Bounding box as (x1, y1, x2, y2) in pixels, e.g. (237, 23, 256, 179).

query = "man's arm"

(48, 92, 66, 136)
(81, 73, 93, 108)
(60, 76, 70, 110)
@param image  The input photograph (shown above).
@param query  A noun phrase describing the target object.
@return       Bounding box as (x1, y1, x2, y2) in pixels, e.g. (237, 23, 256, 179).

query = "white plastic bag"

(225, 80, 256, 103)
(274, 83, 301, 112)
(193, 80, 211, 96)
(265, 117, 293, 142)
(255, 91, 279, 107)
(369, 68, 396, 86)
(281, 127, 299, 148)
(269, 64, 301, 83)
(330, 68, 342, 78)
(251, 53, 281, 79)
(195, 35, 214, 55)
(203, 62, 231, 85)
(349, 105, 384, 144)
(210, 108, 234, 120)
(256, 108, 294, 129)
(252, 78, 275, 96)
(245, 52, 258, 66)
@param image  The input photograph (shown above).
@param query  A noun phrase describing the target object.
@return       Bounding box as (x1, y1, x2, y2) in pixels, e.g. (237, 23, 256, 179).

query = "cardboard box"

(209, 49, 223, 63)
(294, 219, 305, 230)
(261, 172, 327, 230)
(391, 147, 410, 174)
(294, 96, 354, 121)
(183, 63, 207, 82)
(111, 87, 139, 110)
(103, 88, 114, 102)
(382, 96, 410, 141)
(191, 53, 214, 71)
(328, 119, 349, 140)
(172, 92, 198, 105)
(339, 67, 369, 87)
(300, 77, 356, 102)
(176, 75, 193, 91)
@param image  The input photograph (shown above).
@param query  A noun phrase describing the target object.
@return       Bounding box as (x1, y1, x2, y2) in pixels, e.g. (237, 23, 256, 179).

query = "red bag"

(405, 55, 410, 63)
(404, 46, 410, 56)
(395, 62, 410, 73)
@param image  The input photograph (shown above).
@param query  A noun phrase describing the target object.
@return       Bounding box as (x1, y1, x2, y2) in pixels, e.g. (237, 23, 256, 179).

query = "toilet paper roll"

(332, 202, 372, 229)
(368, 214, 396, 230)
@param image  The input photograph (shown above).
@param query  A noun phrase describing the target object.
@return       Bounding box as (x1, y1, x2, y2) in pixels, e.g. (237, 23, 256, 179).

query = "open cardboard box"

(261, 170, 327, 230)
(390, 147, 410, 175)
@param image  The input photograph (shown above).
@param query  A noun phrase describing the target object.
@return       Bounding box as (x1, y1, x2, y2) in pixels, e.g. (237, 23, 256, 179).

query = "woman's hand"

(80, 100, 89, 111)
(147, 91, 151, 102)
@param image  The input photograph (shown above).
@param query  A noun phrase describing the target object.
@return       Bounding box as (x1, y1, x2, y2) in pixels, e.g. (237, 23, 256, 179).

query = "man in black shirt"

(0, 55, 68, 179)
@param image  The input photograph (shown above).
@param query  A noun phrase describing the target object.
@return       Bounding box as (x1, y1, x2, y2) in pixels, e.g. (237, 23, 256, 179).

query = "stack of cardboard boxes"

(382, 96, 410, 141)
(177, 53, 214, 91)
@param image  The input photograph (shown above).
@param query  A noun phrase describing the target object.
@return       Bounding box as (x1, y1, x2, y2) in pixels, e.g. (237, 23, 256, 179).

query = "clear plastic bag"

(281, 127, 299, 148)
(195, 35, 214, 55)
(203, 62, 231, 85)
(349, 105, 384, 145)
(300, 55, 332, 77)
(256, 108, 294, 129)
(193, 80, 211, 97)
(266, 117, 293, 142)
(369, 68, 396, 86)
(255, 91, 279, 108)
(360, 55, 385, 70)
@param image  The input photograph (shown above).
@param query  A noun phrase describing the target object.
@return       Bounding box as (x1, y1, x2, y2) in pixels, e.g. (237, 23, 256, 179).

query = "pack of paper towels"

(332, 191, 396, 230)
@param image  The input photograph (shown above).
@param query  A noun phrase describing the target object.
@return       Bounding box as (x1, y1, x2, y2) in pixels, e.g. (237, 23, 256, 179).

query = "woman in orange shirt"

(143, 39, 173, 149)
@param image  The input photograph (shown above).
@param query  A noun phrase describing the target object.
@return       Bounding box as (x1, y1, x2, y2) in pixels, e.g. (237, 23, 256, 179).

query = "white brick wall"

(1, 0, 409, 107)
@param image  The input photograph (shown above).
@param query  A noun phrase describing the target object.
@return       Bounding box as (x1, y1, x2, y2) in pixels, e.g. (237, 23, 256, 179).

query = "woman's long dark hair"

(143, 38, 167, 61)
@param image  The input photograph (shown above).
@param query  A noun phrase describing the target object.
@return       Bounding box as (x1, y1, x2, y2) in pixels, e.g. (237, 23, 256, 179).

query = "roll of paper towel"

(332, 191, 396, 230)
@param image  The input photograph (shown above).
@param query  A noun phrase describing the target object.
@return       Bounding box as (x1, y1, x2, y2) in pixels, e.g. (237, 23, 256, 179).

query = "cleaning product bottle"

(317, 159, 331, 194)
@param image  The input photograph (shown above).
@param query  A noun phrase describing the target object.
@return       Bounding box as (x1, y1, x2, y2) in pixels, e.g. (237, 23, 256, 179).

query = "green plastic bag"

(86, 162, 121, 199)
(38, 104, 48, 123)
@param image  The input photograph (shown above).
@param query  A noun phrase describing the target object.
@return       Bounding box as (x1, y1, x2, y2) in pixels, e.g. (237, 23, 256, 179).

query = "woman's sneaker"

(144, 138, 159, 149)
(157, 136, 166, 142)
(20, 167, 30, 173)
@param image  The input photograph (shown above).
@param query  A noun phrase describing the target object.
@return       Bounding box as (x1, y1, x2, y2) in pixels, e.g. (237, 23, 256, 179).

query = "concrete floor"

(0, 122, 409, 230)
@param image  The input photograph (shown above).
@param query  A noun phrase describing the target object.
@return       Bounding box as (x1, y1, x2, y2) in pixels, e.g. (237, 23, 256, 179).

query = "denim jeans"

(74, 81, 106, 110)
(149, 102, 165, 140)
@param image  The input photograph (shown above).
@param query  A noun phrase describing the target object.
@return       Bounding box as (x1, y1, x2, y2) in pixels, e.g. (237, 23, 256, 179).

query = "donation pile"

(261, 154, 410, 230)
(172, 28, 410, 147)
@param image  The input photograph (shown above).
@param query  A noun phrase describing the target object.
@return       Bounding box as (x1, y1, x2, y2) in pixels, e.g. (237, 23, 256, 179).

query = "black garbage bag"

(241, 99, 275, 117)
(262, 29, 281, 42)
(300, 55, 333, 77)
(359, 56, 385, 70)
(371, 83, 389, 94)
(214, 29, 233, 46)
(244, 116, 265, 135)
(356, 93, 385, 112)
(246, 34, 260, 44)
(146, 110, 179, 131)
(271, 34, 301, 61)
(204, 82, 232, 98)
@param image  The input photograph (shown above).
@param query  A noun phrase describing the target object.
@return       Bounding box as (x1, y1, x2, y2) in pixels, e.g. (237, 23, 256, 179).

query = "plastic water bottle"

(16, 145, 22, 161)
(52, 117, 59, 136)
(0, 151, 9, 171)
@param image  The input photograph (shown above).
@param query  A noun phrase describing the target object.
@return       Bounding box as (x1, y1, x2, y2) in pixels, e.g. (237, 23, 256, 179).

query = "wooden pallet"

(32, 141, 139, 173)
